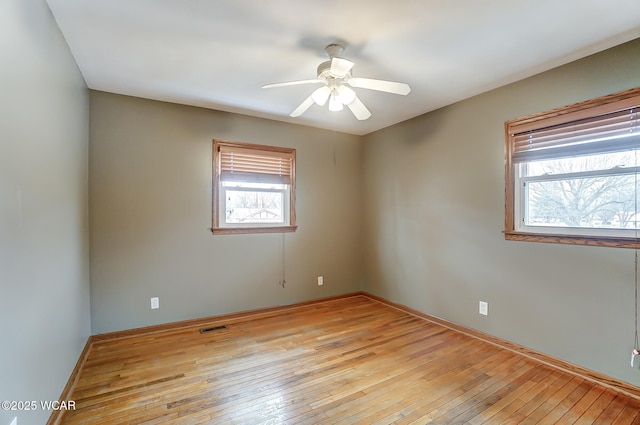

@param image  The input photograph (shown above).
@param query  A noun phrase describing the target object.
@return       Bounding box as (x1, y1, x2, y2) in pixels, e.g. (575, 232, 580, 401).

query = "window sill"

(504, 230, 640, 249)
(212, 225, 298, 235)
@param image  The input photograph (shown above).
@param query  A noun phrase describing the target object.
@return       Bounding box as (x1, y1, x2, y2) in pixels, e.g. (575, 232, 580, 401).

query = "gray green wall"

(0, 0, 91, 424)
(89, 92, 363, 334)
(362, 38, 640, 386)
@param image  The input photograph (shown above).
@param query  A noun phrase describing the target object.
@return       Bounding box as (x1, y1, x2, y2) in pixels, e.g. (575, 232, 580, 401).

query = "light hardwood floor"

(61, 296, 640, 424)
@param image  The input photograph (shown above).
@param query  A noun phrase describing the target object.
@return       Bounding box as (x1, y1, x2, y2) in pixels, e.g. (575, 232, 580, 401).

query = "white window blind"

(511, 106, 640, 163)
(218, 145, 294, 184)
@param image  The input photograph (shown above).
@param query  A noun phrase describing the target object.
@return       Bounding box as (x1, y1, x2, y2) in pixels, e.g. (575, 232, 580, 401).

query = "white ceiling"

(46, 0, 640, 135)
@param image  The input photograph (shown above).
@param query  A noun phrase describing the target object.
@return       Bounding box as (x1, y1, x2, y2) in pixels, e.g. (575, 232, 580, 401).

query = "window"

(504, 87, 640, 248)
(212, 140, 296, 235)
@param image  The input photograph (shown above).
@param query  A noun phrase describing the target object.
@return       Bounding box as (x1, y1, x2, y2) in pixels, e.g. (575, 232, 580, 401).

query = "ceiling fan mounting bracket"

(325, 43, 345, 58)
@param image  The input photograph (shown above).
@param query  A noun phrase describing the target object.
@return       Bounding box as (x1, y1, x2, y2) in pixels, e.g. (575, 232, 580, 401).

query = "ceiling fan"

(262, 43, 411, 120)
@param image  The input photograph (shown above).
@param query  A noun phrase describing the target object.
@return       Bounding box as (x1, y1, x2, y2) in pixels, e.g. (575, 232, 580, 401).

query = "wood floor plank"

(528, 380, 592, 424)
(572, 389, 618, 425)
(513, 376, 583, 424)
(551, 384, 606, 424)
(392, 354, 530, 425)
(340, 347, 508, 424)
(431, 361, 541, 425)
(59, 296, 640, 425)
(472, 367, 560, 424)
(591, 395, 630, 425)
(474, 368, 564, 424)
(611, 401, 640, 424)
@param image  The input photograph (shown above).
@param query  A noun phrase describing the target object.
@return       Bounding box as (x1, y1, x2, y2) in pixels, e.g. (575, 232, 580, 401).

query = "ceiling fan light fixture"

(311, 86, 331, 106)
(328, 90, 343, 112)
(336, 85, 356, 105)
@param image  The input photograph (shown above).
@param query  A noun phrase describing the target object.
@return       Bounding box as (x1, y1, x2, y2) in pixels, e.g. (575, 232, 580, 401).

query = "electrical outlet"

(150, 297, 159, 309)
(317, 276, 323, 286)
(479, 301, 488, 316)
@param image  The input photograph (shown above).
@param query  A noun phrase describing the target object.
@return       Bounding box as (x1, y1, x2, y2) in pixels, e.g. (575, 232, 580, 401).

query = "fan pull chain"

(280, 233, 286, 288)
(632, 248, 639, 367)
(633, 134, 639, 367)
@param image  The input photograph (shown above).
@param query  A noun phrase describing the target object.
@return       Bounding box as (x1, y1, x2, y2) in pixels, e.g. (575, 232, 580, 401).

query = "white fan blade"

(262, 79, 323, 89)
(311, 86, 331, 106)
(330, 57, 354, 78)
(348, 77, 411, 95)
(346, 95, 371, 120)
(290, 95, 315, 117)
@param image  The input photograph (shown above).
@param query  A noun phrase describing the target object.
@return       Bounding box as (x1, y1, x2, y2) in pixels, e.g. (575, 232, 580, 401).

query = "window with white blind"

(504, 87, 640, 248)
(212, 140, 296, 235)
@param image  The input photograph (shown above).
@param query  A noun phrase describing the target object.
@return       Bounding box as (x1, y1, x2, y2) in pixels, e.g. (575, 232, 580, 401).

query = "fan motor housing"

(317, 60, 331, 78)
(317, 60, 350, 81)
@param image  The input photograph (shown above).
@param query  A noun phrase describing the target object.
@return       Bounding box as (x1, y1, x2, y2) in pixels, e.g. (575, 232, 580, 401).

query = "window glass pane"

(525, 173, 639, 229)
(224, 186, 286, 224)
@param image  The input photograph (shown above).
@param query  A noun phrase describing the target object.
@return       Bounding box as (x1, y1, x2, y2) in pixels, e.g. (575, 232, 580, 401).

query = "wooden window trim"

(212, 140, 297, 235)
(504, 87, 640, 249)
